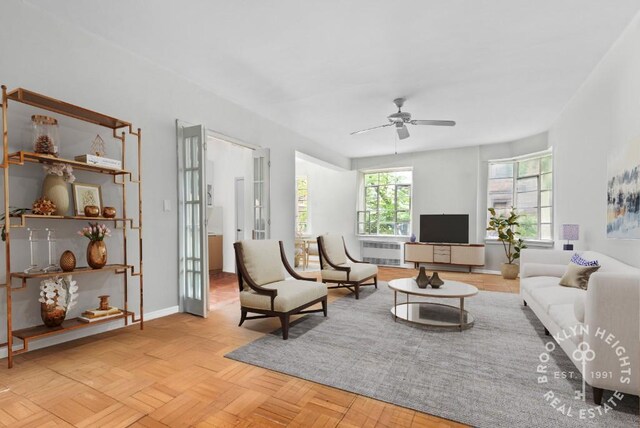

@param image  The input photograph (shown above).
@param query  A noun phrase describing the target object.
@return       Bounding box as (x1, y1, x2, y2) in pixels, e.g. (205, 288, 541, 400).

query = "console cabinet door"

(433, 245, 451, 263)
(405, 244, 433, 263)
(451, 245, 485, 266)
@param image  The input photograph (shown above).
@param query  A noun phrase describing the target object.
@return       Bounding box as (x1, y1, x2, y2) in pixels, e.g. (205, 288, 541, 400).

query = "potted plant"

(78, 222, 111, 269)
(487, 207, 527, 279)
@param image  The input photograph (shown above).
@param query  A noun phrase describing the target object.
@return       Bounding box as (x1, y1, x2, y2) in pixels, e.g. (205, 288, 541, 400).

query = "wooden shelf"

(10, 264, 132, 281)
(12, 311, 134, 341)
(8, 151, 130, 175)
(7, 88, 131, 130)
(10, 213, 132, 225)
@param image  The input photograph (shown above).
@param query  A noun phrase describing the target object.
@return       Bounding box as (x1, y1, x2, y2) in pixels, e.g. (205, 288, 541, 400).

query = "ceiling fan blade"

(410, 120, 456, 126)
(396, 124, 410, 140)
(350, 123, 393, 135)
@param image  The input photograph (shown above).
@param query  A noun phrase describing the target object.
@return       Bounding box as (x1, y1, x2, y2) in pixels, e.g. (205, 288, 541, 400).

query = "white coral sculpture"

(38, 276, 78, 311)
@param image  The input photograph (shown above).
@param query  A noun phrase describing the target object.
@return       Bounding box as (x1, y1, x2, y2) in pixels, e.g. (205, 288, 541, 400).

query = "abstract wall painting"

(607, 137, 640, 239)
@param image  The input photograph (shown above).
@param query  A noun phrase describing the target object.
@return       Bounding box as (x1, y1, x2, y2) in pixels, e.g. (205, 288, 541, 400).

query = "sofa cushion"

(520, 276, 561, 295)
(548, 304, 584, 345)
(240, 240, 285, 287)
(530, 286, 584, 312)
(581, 251, 640, 274)
(571, 253, 599, 267)
(559, 263, 600, 290)
(322, 262, 377, 282)
(573, 293, 586, 323)
(321, 234, 348, 266)
(240, 280, 327, 312)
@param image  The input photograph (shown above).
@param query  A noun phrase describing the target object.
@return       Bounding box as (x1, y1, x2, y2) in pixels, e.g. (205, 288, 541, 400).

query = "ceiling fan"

(350, 98, 455, 140)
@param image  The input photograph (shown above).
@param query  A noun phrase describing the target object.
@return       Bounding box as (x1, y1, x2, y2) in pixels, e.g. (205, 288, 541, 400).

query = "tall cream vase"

(42, 174, 69, 215)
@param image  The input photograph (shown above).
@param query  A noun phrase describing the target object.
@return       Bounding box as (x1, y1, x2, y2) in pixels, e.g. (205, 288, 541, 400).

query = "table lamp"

(561, 224, 579, 250)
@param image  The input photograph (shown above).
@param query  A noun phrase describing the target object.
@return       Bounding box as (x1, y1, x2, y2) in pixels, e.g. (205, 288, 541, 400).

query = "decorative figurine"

(60, 250, 77, 272)
(430, 272, 444, 288)
(90, 134, 106, 157)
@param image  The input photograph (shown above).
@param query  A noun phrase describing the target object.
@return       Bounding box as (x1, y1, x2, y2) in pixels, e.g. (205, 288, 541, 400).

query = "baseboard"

(0, 305, 180, 359)
(472, 268, 502, 275)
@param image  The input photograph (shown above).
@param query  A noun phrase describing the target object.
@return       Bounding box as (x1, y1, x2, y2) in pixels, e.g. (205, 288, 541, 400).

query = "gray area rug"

(226, 284, 639, 427)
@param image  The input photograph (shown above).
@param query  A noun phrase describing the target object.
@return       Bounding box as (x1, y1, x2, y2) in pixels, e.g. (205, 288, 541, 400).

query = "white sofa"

(520, 249, 640, 404)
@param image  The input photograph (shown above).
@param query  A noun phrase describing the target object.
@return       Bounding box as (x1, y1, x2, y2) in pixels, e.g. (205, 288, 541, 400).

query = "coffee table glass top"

(388, 278, 478, 298)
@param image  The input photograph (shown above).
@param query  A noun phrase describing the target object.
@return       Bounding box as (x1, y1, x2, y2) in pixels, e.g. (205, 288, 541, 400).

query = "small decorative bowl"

(102, 206, 116, 218)
(84, 205, 100, 217)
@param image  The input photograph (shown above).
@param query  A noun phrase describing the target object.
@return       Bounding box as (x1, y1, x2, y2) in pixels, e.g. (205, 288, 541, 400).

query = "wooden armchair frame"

(234, 241, 327, 339)
(317, 235, 377, 299)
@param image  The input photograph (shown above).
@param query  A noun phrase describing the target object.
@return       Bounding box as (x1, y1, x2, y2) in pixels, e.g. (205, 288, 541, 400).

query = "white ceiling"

(27, 0, 640, 158)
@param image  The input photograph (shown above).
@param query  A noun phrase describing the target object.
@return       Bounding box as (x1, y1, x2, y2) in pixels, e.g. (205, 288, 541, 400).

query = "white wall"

(207, 138, 253, 273)
(549, 12, 640, 267)
(0, 0, 349, 347)
(295, 153, 358, 256)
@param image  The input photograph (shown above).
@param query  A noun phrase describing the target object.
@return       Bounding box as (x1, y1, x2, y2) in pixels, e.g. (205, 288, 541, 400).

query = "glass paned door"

(252, 148, 270, 240)
(177, 122, 208, 317)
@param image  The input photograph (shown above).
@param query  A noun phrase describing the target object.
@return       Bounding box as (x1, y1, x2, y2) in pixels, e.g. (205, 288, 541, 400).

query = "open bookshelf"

(0, 85, 144, 368)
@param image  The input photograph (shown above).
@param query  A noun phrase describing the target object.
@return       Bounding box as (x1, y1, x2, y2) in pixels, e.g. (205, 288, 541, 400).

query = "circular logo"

(535, 324, 630, 420)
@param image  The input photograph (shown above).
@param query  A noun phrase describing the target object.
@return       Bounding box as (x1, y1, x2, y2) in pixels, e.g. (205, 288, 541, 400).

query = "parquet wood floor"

(0, 267, 518, 427)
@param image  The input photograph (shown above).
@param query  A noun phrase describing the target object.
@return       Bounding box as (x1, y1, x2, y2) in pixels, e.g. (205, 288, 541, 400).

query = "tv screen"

(420, 214, 469, 244)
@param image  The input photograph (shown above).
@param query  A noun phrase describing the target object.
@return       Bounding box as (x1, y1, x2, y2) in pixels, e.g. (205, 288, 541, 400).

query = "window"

(487, 152, 553, 240)
(295, 176, 309, 235)
(358, 170, 412, 236)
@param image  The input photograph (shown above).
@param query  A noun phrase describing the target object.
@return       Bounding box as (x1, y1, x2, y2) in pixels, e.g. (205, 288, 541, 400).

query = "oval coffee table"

(388, 278, 478, 330)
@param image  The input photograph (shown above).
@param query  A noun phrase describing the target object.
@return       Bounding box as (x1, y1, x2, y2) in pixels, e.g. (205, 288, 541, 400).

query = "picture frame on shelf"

(72, 183, 103, 216)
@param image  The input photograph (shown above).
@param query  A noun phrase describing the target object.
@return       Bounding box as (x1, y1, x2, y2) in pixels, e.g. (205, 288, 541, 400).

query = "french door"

(177, 122, 208, 317)
(252, 148, 270, 239)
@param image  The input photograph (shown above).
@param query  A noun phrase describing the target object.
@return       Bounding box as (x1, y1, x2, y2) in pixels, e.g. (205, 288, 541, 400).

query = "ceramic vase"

(87, 240, 107, 269)
(416, 266, 430, 289)
(42, 174, 69, 216)
(41, 294, 66, 327)
(430, 272, 444, 288)
(410, 233, 417, 243)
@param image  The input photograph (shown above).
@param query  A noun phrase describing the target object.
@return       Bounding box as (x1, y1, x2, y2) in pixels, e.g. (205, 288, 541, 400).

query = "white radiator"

(360, 240, 404, 267)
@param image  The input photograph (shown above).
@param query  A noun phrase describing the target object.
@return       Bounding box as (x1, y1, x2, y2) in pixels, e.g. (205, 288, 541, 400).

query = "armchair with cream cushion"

(317, 234, 378, 299)
(234, 240, 327, 339)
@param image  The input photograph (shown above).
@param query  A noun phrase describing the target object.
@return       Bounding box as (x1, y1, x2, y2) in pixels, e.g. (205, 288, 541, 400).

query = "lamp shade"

(561, 224, 579, 241)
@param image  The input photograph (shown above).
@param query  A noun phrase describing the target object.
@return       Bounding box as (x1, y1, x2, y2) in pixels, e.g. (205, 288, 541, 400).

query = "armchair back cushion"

(321, 234, 347, 267)
(239, 240, 285, 288)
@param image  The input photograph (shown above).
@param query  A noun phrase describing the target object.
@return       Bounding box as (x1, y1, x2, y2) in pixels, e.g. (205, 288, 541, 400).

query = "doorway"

(206, 133, 270, 310)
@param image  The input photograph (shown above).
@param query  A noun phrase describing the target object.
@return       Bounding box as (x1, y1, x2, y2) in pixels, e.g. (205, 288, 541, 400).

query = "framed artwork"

(72, 183, 103, 216)
(607, 136, 640, 239)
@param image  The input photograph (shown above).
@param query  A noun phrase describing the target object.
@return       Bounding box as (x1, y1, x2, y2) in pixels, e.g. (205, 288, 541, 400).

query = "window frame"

(358, 168, 413, 237)
(486, 150, 553, 243)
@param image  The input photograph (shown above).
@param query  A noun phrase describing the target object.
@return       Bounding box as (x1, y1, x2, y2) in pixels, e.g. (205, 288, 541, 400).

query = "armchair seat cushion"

(322, 262, 378, 282)
(240, 280, 327, 312)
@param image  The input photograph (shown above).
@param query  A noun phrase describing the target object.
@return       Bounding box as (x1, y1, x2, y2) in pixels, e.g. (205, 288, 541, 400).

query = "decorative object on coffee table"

(561, 224, 579, 250)
(31, 114, 59, 156)
(32, 197, 56, 216)
(102, 206, 116, 218)
(79, 222, 111, 269)
(84, 205, 100, 217)
(60, 250, 76, 272)
(486, 207, 527, 279)
(42, 163, 75, 215)
(72, 182, 102, 216)
(430, 272, 444, 288)
(415, 266, 430, 289)
(38, 276, 78, 327)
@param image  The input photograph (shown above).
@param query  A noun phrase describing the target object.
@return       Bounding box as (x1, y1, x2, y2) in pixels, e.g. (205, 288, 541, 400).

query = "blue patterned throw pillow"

(571, 253, 599, 267)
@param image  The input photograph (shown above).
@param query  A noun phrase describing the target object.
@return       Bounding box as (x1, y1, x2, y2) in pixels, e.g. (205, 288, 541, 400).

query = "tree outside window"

(296, 176, 309, 235)
(359, 170, 412, 236)
(487, 152, 553, 240)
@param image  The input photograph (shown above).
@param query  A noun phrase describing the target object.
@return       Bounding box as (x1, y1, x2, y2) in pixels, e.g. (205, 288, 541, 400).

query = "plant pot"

(87, 240, 107, 269)
(501, 263, 519, 280)
(42, 174, 69, 216)
(41, 297, 66, 327)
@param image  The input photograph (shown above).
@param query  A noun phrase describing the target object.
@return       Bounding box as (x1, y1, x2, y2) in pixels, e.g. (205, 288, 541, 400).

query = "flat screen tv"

(419, 214, 469, 244)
